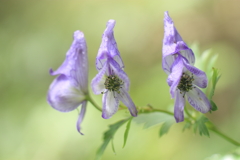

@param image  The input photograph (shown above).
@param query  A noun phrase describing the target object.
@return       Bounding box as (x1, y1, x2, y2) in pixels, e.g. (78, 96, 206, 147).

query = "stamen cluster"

(104, 75, 123, 93)
(177, 73, 194, 93)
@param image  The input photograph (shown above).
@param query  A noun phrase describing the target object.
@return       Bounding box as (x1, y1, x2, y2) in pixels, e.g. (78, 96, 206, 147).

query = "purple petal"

(108, 58, 130, 91)
(102, 91, 119, 119)
(167, 56, 184, 98)
(162, 54, 176, 74)
(183, 60, 208, 88)
(47, 75, 85, 112)
(50, 31, 88, 93)
(163, 11, 183, 49)
(162, 43, 195, 73)
(76, 100, 87, 135)
(163, 11, 185, 57)
(174, 90, 185, 122)
(91, 62, 108, 94)
(162, 11, 195, 73)
(96, 58, 107, 71)
(96, 20, 124, 70)
(186, 87, 211, 113)
(176, 41, 195, 65)
(117, 88, 137, 117)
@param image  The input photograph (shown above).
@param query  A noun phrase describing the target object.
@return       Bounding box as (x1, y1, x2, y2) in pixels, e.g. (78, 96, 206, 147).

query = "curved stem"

(184, 107, 196, 120)
(151, 108, 174, 116)
(88, 97, 240, 146)
(209, 125, 240, 146)
(139, 104, 240, 146)
(86, 95, 102, 112)
(137, 105, 174, 116)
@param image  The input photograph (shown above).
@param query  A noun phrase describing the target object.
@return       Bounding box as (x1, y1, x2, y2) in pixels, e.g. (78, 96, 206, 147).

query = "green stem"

(86, 95, 102, 112)
(140, 105, 240, 146)
(184, 107, 196, 120)
(151, 108, 174, 116)
(138, 105, 174, 116)
(209, 126, 240, 146)
(85, 96, 240, 146)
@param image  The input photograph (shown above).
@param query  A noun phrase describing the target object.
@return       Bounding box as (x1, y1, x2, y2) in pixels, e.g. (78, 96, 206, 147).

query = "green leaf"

(111, 139, 116, 155)
(182, 120, 192, 132)
(95, 118, 130, 160)
(193, 121, 198, 134)
(209, 68, 221, 100)
(194, 116, 210, 137)
(133, 112, 173, 129)
(206, 55, 218, 79)
(210, 100, 218, 111)
(122, 118, 132, 148)
(159, 120, 174, 137)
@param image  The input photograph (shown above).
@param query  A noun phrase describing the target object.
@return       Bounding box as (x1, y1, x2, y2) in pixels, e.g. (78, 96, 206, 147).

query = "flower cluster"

(47, 20, 137, 134)
(91, 20, 138, 119)
(162, 11, 211, 122)
(47, 13, 212, 135)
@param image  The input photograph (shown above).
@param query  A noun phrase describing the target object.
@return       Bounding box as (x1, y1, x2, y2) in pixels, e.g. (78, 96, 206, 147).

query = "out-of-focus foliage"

(209, 68, 221, 111)
(159, 120, 175, 137)
(193, 116, 210, 137)
(1, 0, 240, 160)
(134, 112, 174, 129)
(96, 118, 131, 160)
(123, 118, 132, 148)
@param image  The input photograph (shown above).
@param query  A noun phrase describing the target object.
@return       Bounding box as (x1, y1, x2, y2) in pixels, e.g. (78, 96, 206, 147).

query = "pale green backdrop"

(1, 0, 240, 160)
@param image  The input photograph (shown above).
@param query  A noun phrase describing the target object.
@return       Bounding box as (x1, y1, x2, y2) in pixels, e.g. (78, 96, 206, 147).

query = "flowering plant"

(47, 12, 239, 160)
(91, 20, 137, 119)
(162, 11, 211, 122)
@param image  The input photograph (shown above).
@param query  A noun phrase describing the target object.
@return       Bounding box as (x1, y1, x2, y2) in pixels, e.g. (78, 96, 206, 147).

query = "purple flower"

(168, 55, 211, 122)
(162, 12, 211, 122)
(47, 31, 88, 135)
(91, 20, 137, 119)
(95, 19, 124, 71)
(162, 11, 195, 75)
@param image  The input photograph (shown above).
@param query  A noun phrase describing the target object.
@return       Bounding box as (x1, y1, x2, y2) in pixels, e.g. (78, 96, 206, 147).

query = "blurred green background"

(1, 0, 240, 160)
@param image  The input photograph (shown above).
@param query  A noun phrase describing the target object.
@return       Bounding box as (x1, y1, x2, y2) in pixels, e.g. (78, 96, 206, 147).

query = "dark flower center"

(177, 73, 194, 94)
(104, 75, 124, 93)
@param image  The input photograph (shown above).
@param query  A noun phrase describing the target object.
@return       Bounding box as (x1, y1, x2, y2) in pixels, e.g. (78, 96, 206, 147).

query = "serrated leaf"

(182, 120, 192, 132)
(159, 120, 174, 137)
(122, 118, 132, 148)
(95, 118, 130, 160)
(133, 112, 173, 129)
(194, 116, 210, 137)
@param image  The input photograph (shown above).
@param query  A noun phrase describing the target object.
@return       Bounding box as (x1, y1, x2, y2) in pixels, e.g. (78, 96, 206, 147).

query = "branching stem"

(86, 96, 240, 146)
(139, 104, 240, 146)
(208, 124, 240, 146)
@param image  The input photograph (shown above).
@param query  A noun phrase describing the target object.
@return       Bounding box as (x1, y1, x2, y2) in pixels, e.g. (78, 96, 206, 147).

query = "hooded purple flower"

(162, 12, 211, 122)
(162, 11, 195, 75)
(91, 20, 137, 119)
(47, 31, 88, 134)
(95, 20, 124, 71)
